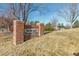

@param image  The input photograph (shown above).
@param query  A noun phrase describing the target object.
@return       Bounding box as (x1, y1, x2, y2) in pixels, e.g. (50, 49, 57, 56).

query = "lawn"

(0, 28, 79, 56)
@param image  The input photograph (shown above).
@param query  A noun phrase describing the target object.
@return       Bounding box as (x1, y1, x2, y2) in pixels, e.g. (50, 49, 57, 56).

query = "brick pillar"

(13, 20, 24, 45)
(40, 23, 44, 35)
(36, 23, 44, 36)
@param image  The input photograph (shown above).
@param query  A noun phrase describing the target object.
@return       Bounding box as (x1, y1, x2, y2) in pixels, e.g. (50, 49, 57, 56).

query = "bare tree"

(50, 16, 59, 30)
(58, 3, 79, 28)
(9, 3, 43, 23)
(2, 10, 17, 31)
(5, 3, 46, 32)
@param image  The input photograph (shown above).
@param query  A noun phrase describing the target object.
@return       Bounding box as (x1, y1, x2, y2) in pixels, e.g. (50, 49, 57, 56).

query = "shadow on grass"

(73, 52, 79, 56)
(44, 31, 52, 35)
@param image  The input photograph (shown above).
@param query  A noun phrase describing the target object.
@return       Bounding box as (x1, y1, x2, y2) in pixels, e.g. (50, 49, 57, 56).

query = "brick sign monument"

(13, 20, 44, 45)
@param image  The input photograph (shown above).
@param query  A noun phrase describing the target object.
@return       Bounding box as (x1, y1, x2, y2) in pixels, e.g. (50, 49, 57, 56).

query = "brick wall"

(13, 20, 44, 45)
(13, 20, 24, 45)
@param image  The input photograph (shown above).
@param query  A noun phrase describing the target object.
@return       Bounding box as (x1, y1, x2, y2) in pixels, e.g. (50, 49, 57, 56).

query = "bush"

(45, 22, 54, 32)
(45, 27, 54, 31)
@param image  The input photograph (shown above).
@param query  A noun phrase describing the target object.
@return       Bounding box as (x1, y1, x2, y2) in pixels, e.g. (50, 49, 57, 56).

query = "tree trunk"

(70, 24, 73, 29)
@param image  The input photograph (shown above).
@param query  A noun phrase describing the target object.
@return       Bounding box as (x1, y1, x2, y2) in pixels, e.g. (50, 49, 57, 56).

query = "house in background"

(0, 17, 15, 33)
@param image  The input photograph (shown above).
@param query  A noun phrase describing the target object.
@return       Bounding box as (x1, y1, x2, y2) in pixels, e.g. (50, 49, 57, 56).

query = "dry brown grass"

(0, 28, 79, 56)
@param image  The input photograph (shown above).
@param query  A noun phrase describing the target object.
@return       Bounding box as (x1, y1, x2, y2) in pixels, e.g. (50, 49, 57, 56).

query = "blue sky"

(29, 3, 71, 25)
(0, 3, 77, 25)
